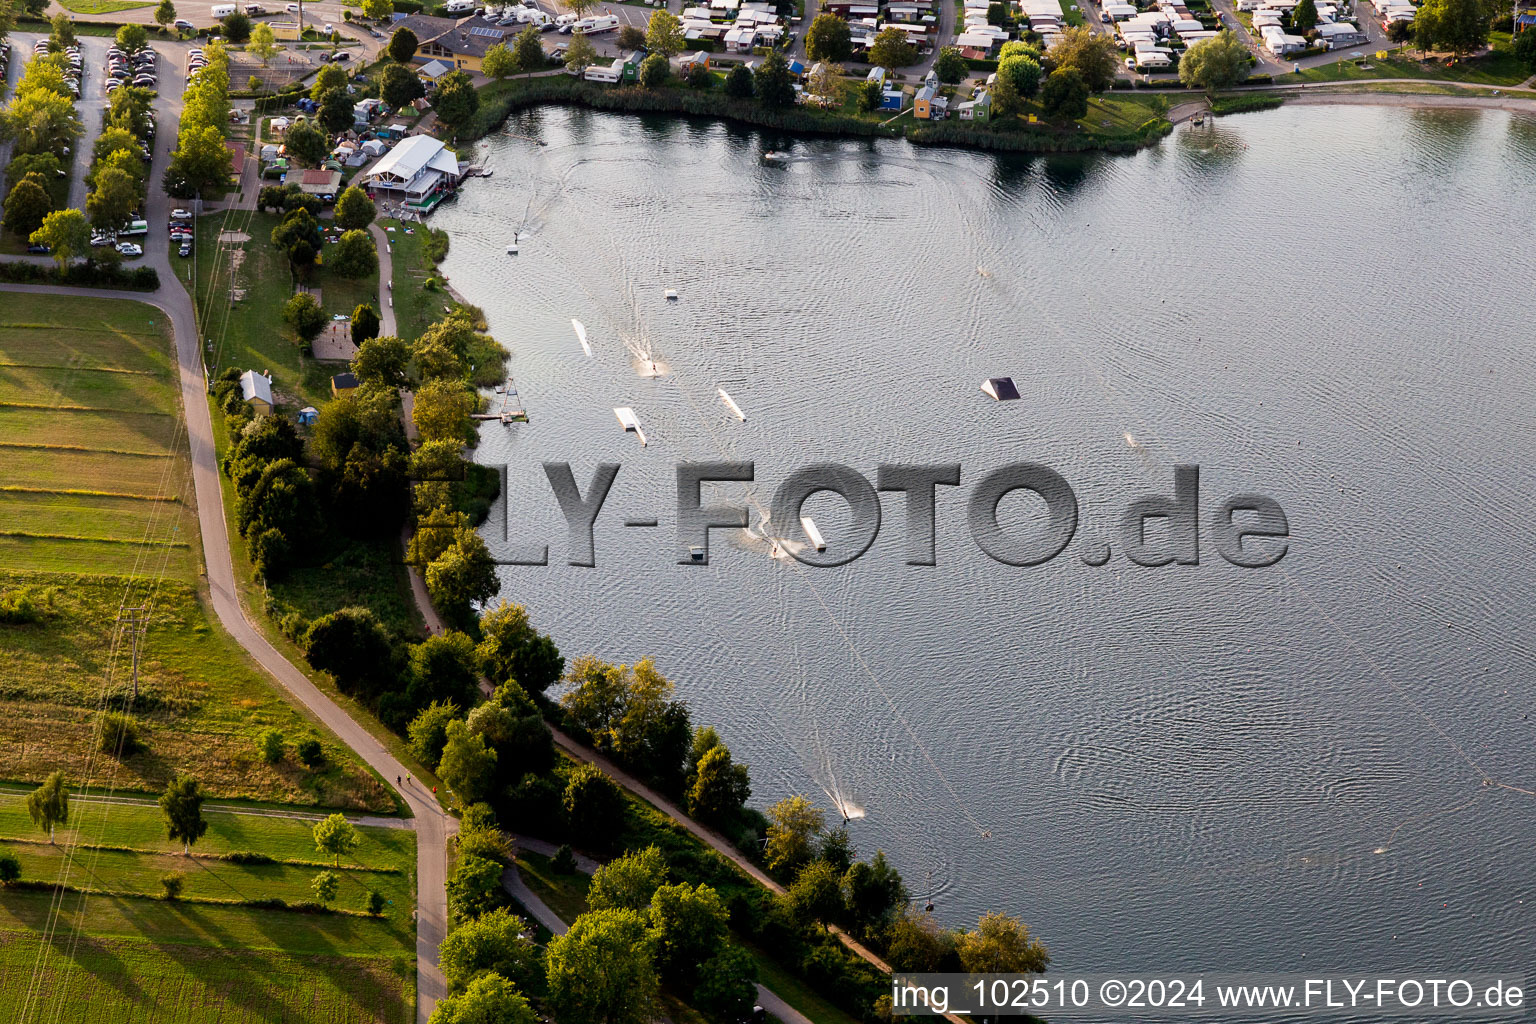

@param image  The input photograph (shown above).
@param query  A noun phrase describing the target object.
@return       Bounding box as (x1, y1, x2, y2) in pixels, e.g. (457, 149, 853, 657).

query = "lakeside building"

(391, 12, 516, 73)
(361, 135, 463, 208)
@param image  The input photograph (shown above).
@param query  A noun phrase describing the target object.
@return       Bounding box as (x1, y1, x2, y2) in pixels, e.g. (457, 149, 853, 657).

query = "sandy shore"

(1279, 88, 1536, 114)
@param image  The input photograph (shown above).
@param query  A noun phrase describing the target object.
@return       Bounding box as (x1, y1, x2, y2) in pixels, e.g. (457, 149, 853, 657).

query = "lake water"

(430, 102, 1536, 988)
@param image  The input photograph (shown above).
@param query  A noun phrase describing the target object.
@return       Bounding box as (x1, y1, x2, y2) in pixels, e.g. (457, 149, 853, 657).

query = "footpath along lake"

(430, 103, 1536, 989)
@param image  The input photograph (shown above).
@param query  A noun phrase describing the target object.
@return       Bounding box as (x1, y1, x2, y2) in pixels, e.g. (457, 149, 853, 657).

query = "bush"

(366, 889, 387, 915)
(256, 727, 286, 763)
(0, 260, 159, 290)
(224, 851, 276, 864)
(0, 853, 20, 884)
(551, 844, 576, 874)
(563, 762, 625, 851)
(0, 586, 54, 624)
(98, 712, 142, 756)
(161, 871, 185, 900)
(296, 735, 325, 769)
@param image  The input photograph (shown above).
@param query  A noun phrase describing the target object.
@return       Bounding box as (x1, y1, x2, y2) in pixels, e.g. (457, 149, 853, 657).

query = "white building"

(362, 135, 462, 201)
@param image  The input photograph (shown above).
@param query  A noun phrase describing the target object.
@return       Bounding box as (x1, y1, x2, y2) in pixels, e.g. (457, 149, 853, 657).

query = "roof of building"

(331, 372, 360, 390)
(399, 13, 514, 59)
(240, 370, 274, 407)
(419, 59, 452, 78)
(365, 134, 461, 187)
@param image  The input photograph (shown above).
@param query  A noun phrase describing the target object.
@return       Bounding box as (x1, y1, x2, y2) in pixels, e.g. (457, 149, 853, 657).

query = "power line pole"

(116, 606, 151, 701)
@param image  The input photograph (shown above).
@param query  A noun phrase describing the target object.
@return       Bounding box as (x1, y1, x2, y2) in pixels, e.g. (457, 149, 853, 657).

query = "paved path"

(500, 865, 569, 935)
(370, 222, 399, 337)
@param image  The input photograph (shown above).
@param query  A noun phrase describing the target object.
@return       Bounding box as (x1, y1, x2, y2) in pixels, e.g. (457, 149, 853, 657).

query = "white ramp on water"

(571, 319, 591, 357)
(717, 388, 746, 421)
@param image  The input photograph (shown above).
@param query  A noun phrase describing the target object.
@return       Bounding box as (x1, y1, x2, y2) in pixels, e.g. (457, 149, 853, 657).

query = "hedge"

(0, 261, 161, 291)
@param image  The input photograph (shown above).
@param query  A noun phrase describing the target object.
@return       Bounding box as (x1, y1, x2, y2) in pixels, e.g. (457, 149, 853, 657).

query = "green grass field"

(54, 0, 156, 12)
(0, 301, 196, 578)
(382, 220, 451, 343)
(0, 568, 396, 812)
(1294, 33, 1529, 86)
(0, 794, 414, 1022)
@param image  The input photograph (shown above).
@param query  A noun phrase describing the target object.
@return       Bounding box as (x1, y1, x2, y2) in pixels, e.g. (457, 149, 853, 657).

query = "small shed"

(240, 370, 274, 413)
(418, 59, 452, 83)
(331, 372, 360, 398)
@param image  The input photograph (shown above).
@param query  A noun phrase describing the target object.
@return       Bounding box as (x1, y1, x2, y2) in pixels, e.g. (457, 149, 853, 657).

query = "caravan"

(575, 13, 620, 31)
(210, 3, 237, 15)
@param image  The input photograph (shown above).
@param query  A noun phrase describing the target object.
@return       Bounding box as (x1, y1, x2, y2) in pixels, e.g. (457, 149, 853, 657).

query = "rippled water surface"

(431, 103, 1536, 980)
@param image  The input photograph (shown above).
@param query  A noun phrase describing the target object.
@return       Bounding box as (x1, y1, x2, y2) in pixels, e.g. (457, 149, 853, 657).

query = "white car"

(116, 242, 143, 257)
(171, 208, 194, 220)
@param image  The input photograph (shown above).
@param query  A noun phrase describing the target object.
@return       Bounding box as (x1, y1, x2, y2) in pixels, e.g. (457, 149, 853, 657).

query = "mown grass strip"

(0, 442, 173, 458)
(0, 531, 188, 547)
(0, 401, 174, 415)
(0, 486, 180, 501)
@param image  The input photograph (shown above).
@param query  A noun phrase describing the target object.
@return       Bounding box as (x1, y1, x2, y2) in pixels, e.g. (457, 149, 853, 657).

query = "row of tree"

(166, 39, 234, 197)
(0, 28, 84, 254)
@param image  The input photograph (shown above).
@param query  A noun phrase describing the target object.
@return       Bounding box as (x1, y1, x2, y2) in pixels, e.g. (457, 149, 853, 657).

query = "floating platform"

(614, 406, 647, 446)
(982, 376, 1021, 401)
(801, 516, 826, 552)
(473, 378, 527, 423)
(664, 289, 679, 301)
(717, 388, 746, 421)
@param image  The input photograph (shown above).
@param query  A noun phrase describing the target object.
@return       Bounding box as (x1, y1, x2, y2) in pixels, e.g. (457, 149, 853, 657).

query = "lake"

(430, 101, 1536, 986)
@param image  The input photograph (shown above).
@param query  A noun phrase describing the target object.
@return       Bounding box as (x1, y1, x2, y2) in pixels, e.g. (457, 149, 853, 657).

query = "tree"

(1, 87, 82, 158)
(649, 882, 728, 987)
(223, 10, 252, 42)
(26, 772, 69, 843)
(765, 795, 823, 874)
(439, 908, 543, 992)
(346, 305, 381, 349)
(934, 45, 968, 83)
(618, 24, 646, 50)
(352, 334, 411, 388)
(248, 22, 280, 66)
(282, 120, 326, 169)
(1517, 23, 1536, 69)
(999, 39, 1044, 61)
(366, 889, 387, 915)
(99, 712, 142, 756)
(408, 631, 481, 710)
(311, 62, 348, 103)
(956, 911, 1051, 973)
(159, 776, 207, 855)
(4, 176, 52, 238)
(997, 52, 1042, 101)
(282, 292, 326, 339)
(560, 657, 690, 786)
(1178, 30, 1251, 92)
(587, 845, 668, 911)
(273, 208, 324, 271)
(412, 377, 474, 443)
(425, 524, 499, 616)
(297, 735, 325, 768)
(686, 743, 750, 823)
(160, 871, 184, 898)
(987, 0, 1011, 24)
(754, 49, 796, 107)
(155, 0, 177, 31)
(868, 26, 917, 67)
(438, 719, 498, 803)
(1040, 65, 1089, 121)
(564, 31, 598, 72)
(431, 71, 480, 137)
(388, 26, 419, 63)
(725, 63, 754, 99)
(362, 0, 393, 18)
(52, 13, 77, 47)
(429, 973, 537, 1024)
(329, 228, 378, 278)
(886, 905, 961, 972)
(1387, 17, 1415, 43)
(1414, 0, 1489, 56)
(312, 869, 340, 903)
(447, 851, 506, 919)
(805, 11, 853, 60)
(256, 727, 285, 763)
(87, 166, 139, 232)
(407, 701, 461, 768)
(545, 909, 658, 1024)
(639, 52, 670, 88)
(0, 853, 21, 885)
(476, 602, 564, 694)
(843, 849, 906, 932)
(1291, 0, 1319, 29)
(380, 62, 426, 109)
(166, 124, 234, 196)
(511, 25, 547, 73)
(30, 209, 89, 272)
(806, 61, 843, 106)
(567, 0, 599, 14)
(693, 944, 757, 1022)
(857, 78, 882, 111)
(481, 42, 516, 81)
(116, 23, 149, 52)
(303, 607, 394, 695)
(646, 8, 685, 56)
(563, 762, 625, 849)
(314, 813, 361, 866)
(319, 85, 356, 134)
(784, 859, 843, 929)
(1045, 25, 1119, 91)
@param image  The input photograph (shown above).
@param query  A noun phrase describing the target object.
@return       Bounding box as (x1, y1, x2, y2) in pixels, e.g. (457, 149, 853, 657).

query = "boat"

(764, 150, 788, 161)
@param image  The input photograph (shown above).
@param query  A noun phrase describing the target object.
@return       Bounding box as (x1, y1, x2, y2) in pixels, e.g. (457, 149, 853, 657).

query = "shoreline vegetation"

(464, 73, 1176, 153)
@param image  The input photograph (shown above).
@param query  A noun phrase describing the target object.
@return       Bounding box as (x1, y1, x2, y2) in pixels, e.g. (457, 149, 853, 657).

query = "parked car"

(27, 243, 50, 254)
(332, 51, 351, 61)
(174, 18, 195, 30)
(178, 243, 193, 257)
(116, 242, 143, 257)
(171, 209, 194, 220)
(285, 2, 298, 10)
